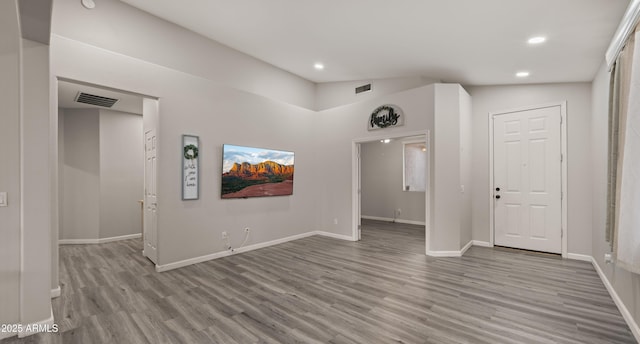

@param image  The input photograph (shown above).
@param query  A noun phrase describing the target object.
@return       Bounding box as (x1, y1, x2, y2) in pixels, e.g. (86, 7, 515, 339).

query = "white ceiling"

(120, 0, 630, 85)
(58, 80, 143, 114)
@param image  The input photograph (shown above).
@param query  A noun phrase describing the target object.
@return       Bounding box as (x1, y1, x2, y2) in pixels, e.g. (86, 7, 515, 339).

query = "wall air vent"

(74, 92, 119, 108)
(355, 83, 372, 94)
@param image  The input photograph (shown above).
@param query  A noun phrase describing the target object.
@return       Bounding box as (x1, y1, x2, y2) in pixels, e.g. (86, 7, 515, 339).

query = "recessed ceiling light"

(314, 63, 324, 70)
(516, 71, 530, 78)
(528, 36, 546, 44)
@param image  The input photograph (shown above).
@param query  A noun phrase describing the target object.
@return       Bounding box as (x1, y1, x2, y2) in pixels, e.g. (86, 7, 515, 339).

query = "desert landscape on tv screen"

(221, 144, 294, 199)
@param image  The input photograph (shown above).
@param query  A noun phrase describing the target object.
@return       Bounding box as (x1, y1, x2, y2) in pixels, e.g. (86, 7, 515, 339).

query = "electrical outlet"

(221, 231, 228, 239)
(397, 208, 402, 214)
(604, 253, 613, 263)
(0, 192, 6, 207)
(333, 218, 338, 225)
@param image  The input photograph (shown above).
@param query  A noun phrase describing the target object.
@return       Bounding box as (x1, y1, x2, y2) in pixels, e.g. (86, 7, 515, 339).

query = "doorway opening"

(352, 131, 430, 254)
(55, 79, 160, 269)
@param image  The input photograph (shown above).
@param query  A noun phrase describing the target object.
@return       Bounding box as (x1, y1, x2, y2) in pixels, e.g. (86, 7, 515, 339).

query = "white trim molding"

(50, 286, 61, 299)
(606, 0, 640, 70)
(17, 308, 57, 338)
(472, 240, 492, 247)
(361, 215, 426, 226)
(315, 231, 356, 242)
(568, 254, 640, 342)
(566, 253, 592, 262)
(426, 250, 463, 257)
(460, 240, 473, 255)
(427, 240, 473, 257)
(155, 231, 355, 272)
(594, 259, 640, 342)
(59, 233, 141, 245)
(59, 238, 100, 244)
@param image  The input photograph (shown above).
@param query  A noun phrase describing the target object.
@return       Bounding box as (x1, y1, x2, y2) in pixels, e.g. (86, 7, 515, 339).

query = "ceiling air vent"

(74, 92, 119, 108)
(355, 83, 372, 94)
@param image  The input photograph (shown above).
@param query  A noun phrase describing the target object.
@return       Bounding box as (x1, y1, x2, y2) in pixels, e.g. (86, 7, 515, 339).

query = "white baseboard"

(427, 240, 474, 257)
(460, 240, 473, 255)
(50, 286, 61, 299)
(589, 256, 640, 343)
(426, 250, 463, 257)
(157, 231, 309, 272)
(59, 238, 101, 244)
(156, 230, 355, 272)
(361, 215, 426, 226)
(472, 240, 492, 247)
(566, 253, 592, 262)
(18, 308, 57, 338)
(97, 233, 142, 244)
(59, 233, 141, 245)
(314, 231, 356, 241)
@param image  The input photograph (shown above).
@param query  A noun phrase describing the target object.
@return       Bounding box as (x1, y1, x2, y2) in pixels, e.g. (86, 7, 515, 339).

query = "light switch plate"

(0, 192, 7, 207)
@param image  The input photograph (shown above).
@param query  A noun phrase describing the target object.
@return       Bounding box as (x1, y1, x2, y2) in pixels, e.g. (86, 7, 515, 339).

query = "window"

(403, 141, 427, 192)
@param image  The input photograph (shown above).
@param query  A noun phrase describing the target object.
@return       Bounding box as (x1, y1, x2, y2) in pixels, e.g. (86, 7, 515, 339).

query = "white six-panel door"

(144, 129, 159, 263)
(493, 105, 562, 254)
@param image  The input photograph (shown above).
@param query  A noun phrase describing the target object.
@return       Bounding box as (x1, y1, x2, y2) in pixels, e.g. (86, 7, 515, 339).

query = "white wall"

(50, 78, 59, 295)
(21, 38, 52, 325)
(0, 1, 22, 331)
(57, 107, 64, 242)
(154, 84, 319, 265)
(361, 138, 426, 224)
(591, 62, 640, 331)
(316, 76, 439, 111)
(60, 108, 101, 240)
(431, 84, 472, 251)
(0, 2, 52, 335)
(316, 85, 434, 238)
(51, 0, 321, 266)
(52, 0, 315, 110)
(459, 87, 473, 247)
(466, 83, 593, 255)
(17, 0, 634, 337)
(99, 110, 143, 238)
(59, 108, 144, 241)
(316, 84, 472, 253)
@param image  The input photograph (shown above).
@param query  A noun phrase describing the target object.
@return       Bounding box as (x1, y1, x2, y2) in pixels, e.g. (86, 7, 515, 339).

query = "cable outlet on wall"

(221, 231, 228, 239)
(244, 227, 250, 233)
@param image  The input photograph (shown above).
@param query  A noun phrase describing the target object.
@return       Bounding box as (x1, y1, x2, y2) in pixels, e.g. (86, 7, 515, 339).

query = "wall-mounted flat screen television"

(221, 144, 294, 199)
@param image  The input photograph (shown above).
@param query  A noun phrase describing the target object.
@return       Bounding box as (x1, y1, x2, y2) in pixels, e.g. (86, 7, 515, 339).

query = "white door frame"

(53, 77, 160, 273)
(488, 102, 568, 258)
(351, 129, 431, 251)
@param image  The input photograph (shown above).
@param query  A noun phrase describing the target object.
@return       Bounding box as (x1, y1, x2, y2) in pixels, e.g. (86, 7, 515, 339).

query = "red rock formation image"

(222, 160, 294, 198)
(226, 161, 294, 180)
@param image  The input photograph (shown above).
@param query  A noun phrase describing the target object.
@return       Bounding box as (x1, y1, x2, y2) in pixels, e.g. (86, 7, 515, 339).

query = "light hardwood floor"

(2, 219, 636, 343)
